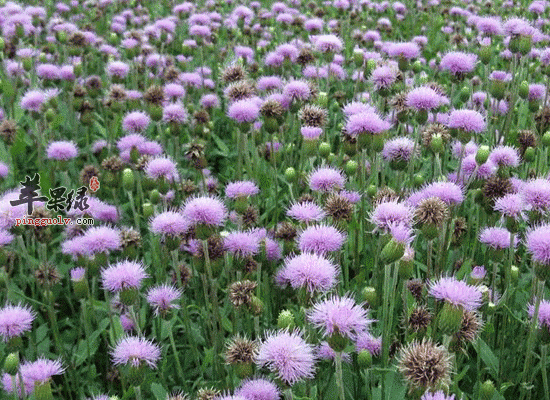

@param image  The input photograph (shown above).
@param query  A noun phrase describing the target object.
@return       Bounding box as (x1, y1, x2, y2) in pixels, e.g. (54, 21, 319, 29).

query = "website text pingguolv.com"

(14, 216, 94, 227)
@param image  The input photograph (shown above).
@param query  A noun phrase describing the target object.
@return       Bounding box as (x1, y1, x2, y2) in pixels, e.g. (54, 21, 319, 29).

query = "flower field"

(1, 0, 550, 399)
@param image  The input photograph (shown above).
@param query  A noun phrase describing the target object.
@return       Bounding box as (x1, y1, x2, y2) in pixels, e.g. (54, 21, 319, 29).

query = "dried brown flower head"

(398, 339, 452, 390)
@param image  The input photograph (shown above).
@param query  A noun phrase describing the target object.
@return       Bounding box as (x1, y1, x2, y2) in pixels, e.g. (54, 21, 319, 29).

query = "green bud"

(3, 352, 19, 375)
(475, 145, 490, 165)
(416, 109, 428, 125)
(459, 86, 470, 102)
(357, 350, 372, 368)
(195, 224, 215, 240)
(365, 59, 377, 77)
(45, 108, 55, 123)
(277, 310, 295, 330)
(361, 286, 377, 307)
(122, 168, 134, 191)
(542, 132, 550, 147)
(148, 104, 163, 122)
(72, 278, 88, 300)
(235, 362, 253, 379)
(510, 265, 519, 283)
(142, 202, 154, 219)
(437, 302, 463, 334)
(413, 173, 425, 187)
(150, 189, 161, 205)
(480, 380, 496, 400)
(120, 288, 139, 306)
(479, 46, 492, 64)
(380, 238, 405, 265)
(489, 80, 506, 100)
(74, 63, 82, 77)
(22, 57, 33, 72)
(429, 134, 444, 154)
(34, 380, 54, 400)
(345, 160, 358, 175)
(319, 142, 331, 157)
(486, 301, 497, 315)
(285, 167, 297, 182)
(353, 49, 364, 65)
(327, 330, 347, 352)
(529, 100, 540, 113)
(412, 60, 422, 73)
(524, 147, 536, 162)
(518, 81, 529, 99)
(264, 117, 278, 133)
(251, 296, 263, 315)
(317, 92, 328, 108)
(367, 185, 377, 197)
(0, 37, 4, 51)
(535, 262, 550, 282)
(518, 35, 532, 55)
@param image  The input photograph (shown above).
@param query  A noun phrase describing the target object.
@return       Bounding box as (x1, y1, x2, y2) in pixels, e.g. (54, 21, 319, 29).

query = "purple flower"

(382, 137, 415, 162)
(228, 99, 260, 123)
(371, 65, 398, 89)
(106, 61, 130, 78)
(346, 111, 391, 136)
(117, 134, 146, 152)
(256, 330, 316, 385)
(308, 295, 373, 340)
(101, 260, 148, 293)
(313, 34, 343, 53)
(235, 378, 281, 400)
(471, 266, 487, 280)
(22, 358, 64, 385)
(528, 299, 550, 329)
(20, 90, 46, 112)
(282, 80, 311, 102)
(145, 157, 179, 182)
(301, 126, 323, 140)
(406, 87, 445, 110)
(428, 277, 482, 311)
(224, 230, 261, 257)
(526, 224, 550, 265)
(297, 224, 346, 254)
(479, 227, 516, 249)
(122, 111, 151, 133)
(150, 211, 189, 236)
(36, 64, 60, 80)
(257, 76, 283, 91)
(276, 252, 338, 292)
(440, 51, 478, 76)
(0, 304, 34, 340)
(342, 101, 376, 117)
(316, 342, 351, 363)
(521, 178, 550, 211)
(0, 162, 8, 178)
(111, 336, 161, 368)
(371, 201, 413, 230)
(287, 202, 326, 223)
(408, 182, 464, 207)
(0, 230, 13, 247)
(146, 284, 182, 315)
(182, 196, 227, 227)
(163, 103, 188, 124)
(489, 145, 520, 167)
(489, 71, 512, 82)
(308, 167, 346, 192)
(421, 391, 456, 400)
(81, 226, 121, 255)
(355, 331, 382, 356)
(448, 109, 486, 133)
(70, 267, 86, 282)
(226, 181, 259, 199)
(385, 42, 420, 60)
(46, 141, 78, 161)
(529, 84, 546, 101)
(494, 193, 527, 220)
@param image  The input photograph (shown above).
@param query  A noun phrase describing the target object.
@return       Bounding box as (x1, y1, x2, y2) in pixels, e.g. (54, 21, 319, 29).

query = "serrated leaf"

(475, 338, 499, 380)
(221, 314, 233, 333)
(150, 382, 168, 400)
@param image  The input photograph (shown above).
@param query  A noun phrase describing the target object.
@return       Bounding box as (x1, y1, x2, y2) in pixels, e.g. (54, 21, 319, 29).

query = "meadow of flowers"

(2, 0, 550, 399)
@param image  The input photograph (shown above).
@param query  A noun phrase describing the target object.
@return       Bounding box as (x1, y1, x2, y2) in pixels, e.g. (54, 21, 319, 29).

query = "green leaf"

(150, 382, 168, 400)
(475, 338, 499, 379)
(211, 132, 230, 156)
(221, 314, 233, 333)
(2, 79, 14, 99)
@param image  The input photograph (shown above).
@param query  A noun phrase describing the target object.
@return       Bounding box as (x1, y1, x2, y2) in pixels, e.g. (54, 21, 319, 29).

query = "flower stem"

(167, 321, 185, 383)
(335, 352, 346, 400)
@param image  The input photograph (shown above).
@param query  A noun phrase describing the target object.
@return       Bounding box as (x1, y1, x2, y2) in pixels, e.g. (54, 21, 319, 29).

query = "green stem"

(167, 322, 185, 383)
(542, 345, 550, 400)
(335, 352, 346, 400)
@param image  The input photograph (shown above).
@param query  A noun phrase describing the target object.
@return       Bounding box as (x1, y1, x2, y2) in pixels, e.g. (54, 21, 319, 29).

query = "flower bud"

(529, 100, 540, 113)
(365, 59, 377, 77)
(429, 134, 444, 154)
(3, 352, 19, 375)
(413, 173, 425, 187)
(518, 81, 529, 99)
(459, 86, 470, 103)
(317, 92, 328, 108)
(535, 262, 550, 282)
(285, 167, 297, 182)
(479, 46, 492, 64)
(357, 350, 372, 368)
(345, 160, 358, 175)
(277, 310, 295, 330)
(319, 142, 331, 157)
(480, 380, 496, 400)
(510, 265, 519, 283)
(34, 380, 54, 400)
(367, 185, 377, 197)
(437, 302, 463, 334)
(327, 329, 347, 352)
(543, 132, 550, 147)
(353, 49, 364, 65)
(361, 286, 377, 307)
(122, 168, 135, 191)
(475, 145, 490, 165)
(412, 60, 422, 73)
(380, 238, 405, 265)
(150, 189, 161, 205)
(142, 202, 154, 219)
(523, 147, 536, 162)
(120, 288, 139, 306)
